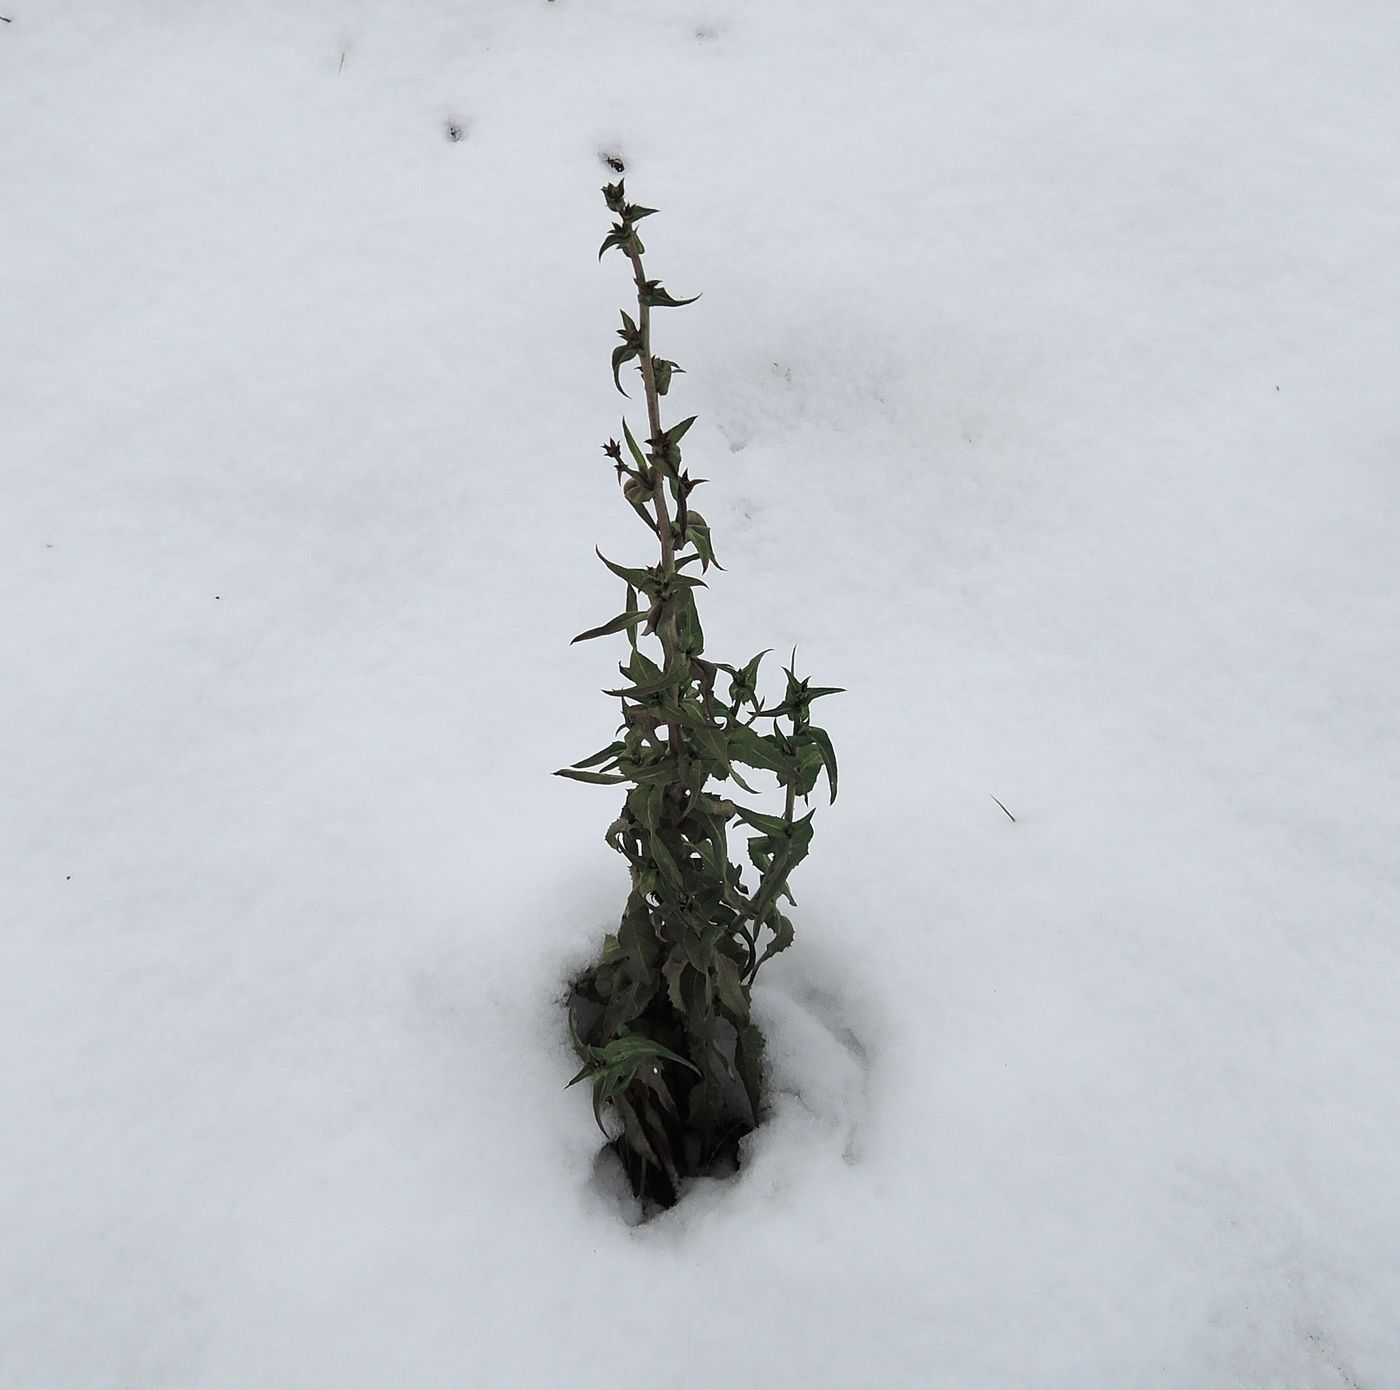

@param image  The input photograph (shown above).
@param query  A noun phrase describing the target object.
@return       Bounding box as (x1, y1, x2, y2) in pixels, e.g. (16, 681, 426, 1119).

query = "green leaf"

(693, 837, 724, 881)
(570, 609, 648, 644)
(687, 1073, 723, 1135)
(642, 280, 700, 308)
(800, 725, 838, 801)
(685, 717, 730, 771)
(664, 415, 698, 446)
(684, 514, 721, 572)
(727, 725, 793, 778)
(681, 966, 713, 1038)
(617, 900, 659, 969)
(631, 782, 666, 832)
(596, 1032, 701, 1076)
(622, 583, 642, 651)
(619, 757, 680, 786)
(652, 357, 682, 395)
(611, 344, 637, 395)
(638, 1063, 680, 1119)
(747, 815, 815, 923)
(733, 805, 791, 837)
(721, 763, 761, 795)
(736, 1023, 765, 1120)
(679, 928, 710, 973)
(604, 813, 631, 856)
(752, 912, 794, 975)
(791, 741, 825, 798)
(714, 953, 750, 1022)
(625, 649, 662, 683)
(673, 589, 705, 656)
(663, 951, 689, 1014)
(613, 1092, 659, 1164)
(605, 658, 688, 701)
(554, 767, 628, 784)
(723, 649, 769, 706)
(621, 419, 651, 472)
(650, 832, 683, 886)
(594, 547, 652, 589)
(599, 972, 656, 1040)
(696, 810, 731, 882)
(598, 225, 630, 260)
(567, 740, 625, 770)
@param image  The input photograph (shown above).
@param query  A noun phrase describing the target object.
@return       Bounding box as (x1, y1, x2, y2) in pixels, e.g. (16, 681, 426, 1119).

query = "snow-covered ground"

(5, 2, 1399, 1385)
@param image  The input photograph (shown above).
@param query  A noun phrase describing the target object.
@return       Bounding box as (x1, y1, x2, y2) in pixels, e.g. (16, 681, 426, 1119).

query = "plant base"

(567, 977, 759, 1209)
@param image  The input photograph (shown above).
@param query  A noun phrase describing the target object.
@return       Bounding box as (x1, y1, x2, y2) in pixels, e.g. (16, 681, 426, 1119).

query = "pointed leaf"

(752, 913, 795, 976)
(568, 740, 625, 770)
(733, 805, 791, 836)
(736, 1023, 765, 1119)
(597, 1032, 701, 1076)
(728, 725, 793, 778)
(663, 951, 689, 1014)
(643, 280, 701, 308)
(621, 419, 651, 472)
(611, 344, 637, 395)
(664, 415, 698, 446)
(714, 953, 750, 1022)
(650, 831, 683, 886)
(594, 547, 652, 589)
(653, 358, 682, 395)
(571, 609, 648, 644)
(612, 1092, 660, 1165)
(802, 725, 838, 801)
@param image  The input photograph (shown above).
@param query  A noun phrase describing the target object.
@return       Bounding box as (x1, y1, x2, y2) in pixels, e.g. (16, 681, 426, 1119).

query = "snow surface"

(5, 1, 1400, 1385)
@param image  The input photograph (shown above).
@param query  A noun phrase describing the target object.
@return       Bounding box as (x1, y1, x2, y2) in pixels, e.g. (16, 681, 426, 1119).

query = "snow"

(4, 1, 1399, 1385)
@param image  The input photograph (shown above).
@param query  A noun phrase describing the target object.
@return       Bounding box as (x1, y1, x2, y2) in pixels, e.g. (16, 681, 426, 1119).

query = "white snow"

(4, 1, 1399, 1385)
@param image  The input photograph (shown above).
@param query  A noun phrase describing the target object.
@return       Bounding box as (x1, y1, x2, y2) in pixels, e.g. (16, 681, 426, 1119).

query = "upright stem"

(625, 248, 675, 578)
(624, 242, 683, 773)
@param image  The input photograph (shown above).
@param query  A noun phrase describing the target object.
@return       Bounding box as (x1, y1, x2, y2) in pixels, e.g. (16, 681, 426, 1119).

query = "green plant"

(560, 182, 841, 1208)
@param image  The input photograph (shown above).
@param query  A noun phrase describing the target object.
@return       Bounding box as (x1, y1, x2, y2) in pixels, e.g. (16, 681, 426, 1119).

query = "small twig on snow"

(990, 794, 1016, 823)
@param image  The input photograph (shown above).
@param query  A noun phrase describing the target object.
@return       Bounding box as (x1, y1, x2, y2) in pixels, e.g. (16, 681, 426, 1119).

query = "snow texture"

(4, 1, 1399, 1386)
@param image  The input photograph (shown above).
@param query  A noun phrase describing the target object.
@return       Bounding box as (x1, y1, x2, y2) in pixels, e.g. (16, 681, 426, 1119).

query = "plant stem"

(624, 240, 684, 772)
(625, 248, 675, 577)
